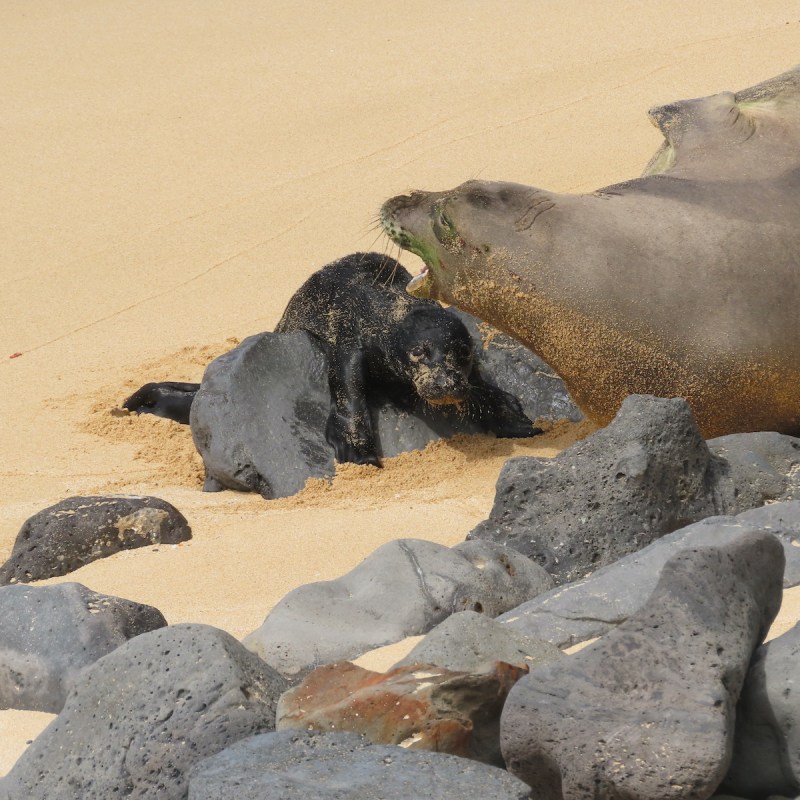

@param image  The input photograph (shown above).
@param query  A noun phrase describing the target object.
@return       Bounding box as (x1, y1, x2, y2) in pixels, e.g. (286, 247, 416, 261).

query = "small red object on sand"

(9, 352, 22, 359)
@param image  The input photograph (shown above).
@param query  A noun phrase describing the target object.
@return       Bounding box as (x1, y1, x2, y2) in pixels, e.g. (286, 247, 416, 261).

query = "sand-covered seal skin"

(275, 252, 540, 466)
(381, 67, 800, 438)
(123, 381, 199, 424)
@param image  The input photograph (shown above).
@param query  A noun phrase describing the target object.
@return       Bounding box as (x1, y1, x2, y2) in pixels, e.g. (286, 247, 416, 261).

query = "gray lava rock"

(243, 539, 553, 680)
(470, 394, 800, 584)
(501, 530, 784, 800)
(187, 730, 532, 799)
(498, 501, 800, 648)
(0, 624, 287, 800)
(191, 320, 580, 501)
(452, 310, 582, 424)
(394, 609, 562, 674)
(0, 495, 191, 584)
(0, 582, 166, 713)
(190, 331, 335, 499)
(721, 622, 800, 798)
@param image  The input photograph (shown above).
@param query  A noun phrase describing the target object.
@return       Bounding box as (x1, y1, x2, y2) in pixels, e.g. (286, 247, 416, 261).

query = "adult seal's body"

(381, 67, 800, 438)
(275, 252, 539, 466)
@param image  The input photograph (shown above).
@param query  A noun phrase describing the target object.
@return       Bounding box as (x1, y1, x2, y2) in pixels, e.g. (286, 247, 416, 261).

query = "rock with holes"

(500, 530, 784, 800)
(0, 495, 191, 584)
(720, 622, 800, 798)
(0, 624, 287, 800)
(393, 609, 562, 674)
(276, 660, 526, 766)
(187, 730, 532, 799)
(0, 582, 166, 713)
(242, 539, 552, 680)
(497, 501, 800, 649)
(469, 394, 800, 584)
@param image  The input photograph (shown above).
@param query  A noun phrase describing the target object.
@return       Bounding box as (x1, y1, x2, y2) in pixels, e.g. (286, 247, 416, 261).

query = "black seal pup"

(123, 381, 199, 425)
(275, 252, 540, 466)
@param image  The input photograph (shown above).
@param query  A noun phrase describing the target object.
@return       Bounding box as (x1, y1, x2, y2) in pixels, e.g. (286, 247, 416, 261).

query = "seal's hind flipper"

(643, 65, 800, 181)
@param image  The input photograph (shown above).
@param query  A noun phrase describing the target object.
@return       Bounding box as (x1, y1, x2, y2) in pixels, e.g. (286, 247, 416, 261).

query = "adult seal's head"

(381, 67, 800, 438)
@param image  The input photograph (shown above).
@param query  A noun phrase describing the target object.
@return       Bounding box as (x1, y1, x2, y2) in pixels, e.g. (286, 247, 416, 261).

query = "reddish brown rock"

(276, 660, 526, 766)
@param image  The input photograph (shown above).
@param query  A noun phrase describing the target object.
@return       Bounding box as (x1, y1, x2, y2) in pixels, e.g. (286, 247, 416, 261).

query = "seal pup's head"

(390, 306, 474, 406)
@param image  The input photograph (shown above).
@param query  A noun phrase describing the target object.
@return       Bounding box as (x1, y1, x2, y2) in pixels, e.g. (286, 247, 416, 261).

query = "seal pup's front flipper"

(323, 346, 382, 468)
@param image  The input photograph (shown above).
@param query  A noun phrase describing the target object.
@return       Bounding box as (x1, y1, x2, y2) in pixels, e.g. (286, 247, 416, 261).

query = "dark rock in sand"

(190, 332, 335, 498)
(498, 501, 800, 648)
(0, 582, 165, 713)
(721, 622, 800, 798)
(500, 530, 784, 800)
(276, 660, 526, 766)
(0, 624, 287, 800)
(243, 539, 552, 680)
(394, 609, 562, 674)
(470, 394, 800, 584)
(191, 320, 579, 500)
(0, 495, 191, 585)
(187, 730, 532, 799)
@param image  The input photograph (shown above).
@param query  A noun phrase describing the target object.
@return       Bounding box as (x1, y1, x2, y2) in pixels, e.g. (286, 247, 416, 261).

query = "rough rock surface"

(470, 394, 800, 583)
(0, 495, 191, 584)
(0, 582, 166, 713)
(243, 539, 552, 680)
(498, 501, 800, 648)
(501, 531, 784, 800)
(721, 622, 800, 798)
(187, 731, 533, 799)
(191, 321, 579, 500)
(276, 660, 526, 766)
(394, 609, 562, 674)
(0, 624, 287, 800)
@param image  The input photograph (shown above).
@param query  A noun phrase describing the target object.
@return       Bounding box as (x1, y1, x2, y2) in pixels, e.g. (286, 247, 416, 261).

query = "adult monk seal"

(380, 67, 800, 438)
(275, 252, 539, 465)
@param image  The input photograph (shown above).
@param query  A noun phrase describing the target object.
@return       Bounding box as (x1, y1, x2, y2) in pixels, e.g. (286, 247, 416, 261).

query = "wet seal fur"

(380, 67, 800, 438)
(275, 252, 539, 466)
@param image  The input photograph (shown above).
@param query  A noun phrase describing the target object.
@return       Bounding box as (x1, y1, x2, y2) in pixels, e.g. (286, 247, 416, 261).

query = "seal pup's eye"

(409, 345, 427, 362)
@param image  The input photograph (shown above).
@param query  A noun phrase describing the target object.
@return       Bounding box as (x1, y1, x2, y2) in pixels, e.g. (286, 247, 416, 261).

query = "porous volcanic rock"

(0, 624, 287, 800)
(0, 582, 166, 713)
(394, 609, 562, 674)
(243, 539, 552, 680)
(187, 731, 533, 799)
(276, 660, 526, 766)
(498, 501, 800, 648)
(470, 394, 800, 584)
(0, 495, 191, 584)
(191, 322, 579, 500)
(500, 531, 784, 800)
(721, 622, 800, 798)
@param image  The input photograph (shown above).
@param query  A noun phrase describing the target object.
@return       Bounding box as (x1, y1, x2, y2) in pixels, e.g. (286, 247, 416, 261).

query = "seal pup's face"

(380, 180, 557, 305)
(391, 308, 474, 406)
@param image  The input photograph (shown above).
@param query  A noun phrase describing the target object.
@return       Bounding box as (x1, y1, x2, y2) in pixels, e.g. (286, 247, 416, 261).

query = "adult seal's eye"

(433, 207, 455, 244)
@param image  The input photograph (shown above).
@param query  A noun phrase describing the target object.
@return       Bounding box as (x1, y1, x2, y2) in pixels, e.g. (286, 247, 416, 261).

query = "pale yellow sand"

(2, 0, 800, 777)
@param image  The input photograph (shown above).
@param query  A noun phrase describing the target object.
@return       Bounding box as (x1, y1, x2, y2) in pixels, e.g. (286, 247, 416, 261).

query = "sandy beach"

(3, 0, 800, 779)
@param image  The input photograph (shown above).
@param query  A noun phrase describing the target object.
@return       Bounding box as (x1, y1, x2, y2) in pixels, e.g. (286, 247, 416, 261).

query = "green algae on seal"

(380, 67, 800, 438)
